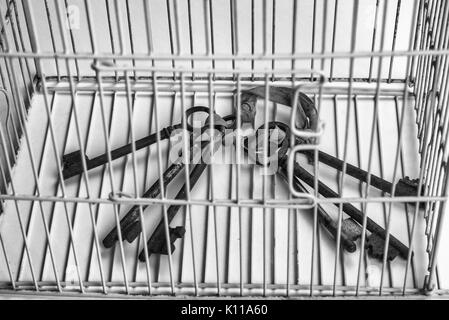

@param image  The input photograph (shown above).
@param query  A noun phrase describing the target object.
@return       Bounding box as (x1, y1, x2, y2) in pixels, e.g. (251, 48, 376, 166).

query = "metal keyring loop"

(243, 121, 291, 166)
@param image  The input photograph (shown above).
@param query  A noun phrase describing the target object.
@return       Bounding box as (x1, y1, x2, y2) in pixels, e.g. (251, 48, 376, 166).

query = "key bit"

(146, 226, 186, 255)
(366, 233, 400, 261)
(62, 150, 90, 178)
(396, 176, 421, 197)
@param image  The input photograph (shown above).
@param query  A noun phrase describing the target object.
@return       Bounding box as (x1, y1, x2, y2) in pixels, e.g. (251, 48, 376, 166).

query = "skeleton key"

(245, 123, 358, 253)
(282, 163, 407, 260)
(138, 114, 236, 259)
(138, 161, 208, 259)
(103, 114, 232, 248)
(237, 86, 419, 198)
(62, 106, 210, 180)
(102, 159, 189, 248)
(120, 141, 209, 244)
(277, 170, 357, 253)
(236, 86, 318, 132)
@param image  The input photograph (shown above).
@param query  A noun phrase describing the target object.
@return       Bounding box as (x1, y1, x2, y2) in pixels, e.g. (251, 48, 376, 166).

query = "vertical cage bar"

(95, 66, 130, 293)
(124, 72, 152, 294)
(332, 0, 359, 297)
(355, 0, 388, 296)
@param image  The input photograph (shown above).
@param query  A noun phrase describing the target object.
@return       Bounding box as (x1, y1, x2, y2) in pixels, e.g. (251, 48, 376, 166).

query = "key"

(62, 106, 210, 180)
(138, 114, 235, 260)
(282, 161, 410, 260)
(138, 161, 208, 260)
(62, 124, 182, 180)
(245, 125, 357, 253)
(277, 170, 357, 253)
(243, 124, 357, 253)
(299, 148, 420, 198)
(238, 87, 420, 198)
(102, 110, 230, 248)
(120, 141, 209, 244)
(102, 158, 190, 248)
(103, 113, 234, 252)
(102, 133, 210, 247)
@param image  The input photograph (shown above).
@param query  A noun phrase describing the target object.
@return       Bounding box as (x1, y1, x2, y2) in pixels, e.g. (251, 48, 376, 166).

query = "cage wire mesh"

(0, 0, 448, 298)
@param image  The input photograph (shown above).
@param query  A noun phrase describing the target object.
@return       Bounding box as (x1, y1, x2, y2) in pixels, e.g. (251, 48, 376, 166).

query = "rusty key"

(62, 106, 210, 180)
(236, 86, 318, 133)
(298, 148, 420, 198)
(284, 162, 409, 260)
(120, 140, 210, 244)
(138, 114, 236, 259)
(102, 159, 189, 248)
(138, 161, 208, 259)
(237, 87, 420, 198)
(103, 135, 224, 247)
(244, 123, 357, 253)
(277, 170, 357, 253)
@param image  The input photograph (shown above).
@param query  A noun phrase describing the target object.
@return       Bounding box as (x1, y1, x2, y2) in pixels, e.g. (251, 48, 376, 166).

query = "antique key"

(62, 106, 211, 180)
(243, 123, 358, 253)
(103, 110, 235, 251)
(298, 148, 420, 198)
(102, 158, 191, 248)
(138, 114, 236, 259)
(249, 121, 410, 260)
(102, 109, 232, 248)
(236, 87, 420, 198)
(138, 161, 208, 258)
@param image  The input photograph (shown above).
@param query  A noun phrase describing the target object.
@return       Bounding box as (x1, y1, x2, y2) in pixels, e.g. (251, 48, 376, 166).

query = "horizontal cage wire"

(0, 0, 448, 298)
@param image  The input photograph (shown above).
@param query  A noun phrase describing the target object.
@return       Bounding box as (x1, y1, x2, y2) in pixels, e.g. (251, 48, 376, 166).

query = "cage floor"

(0, 86, 437, 296)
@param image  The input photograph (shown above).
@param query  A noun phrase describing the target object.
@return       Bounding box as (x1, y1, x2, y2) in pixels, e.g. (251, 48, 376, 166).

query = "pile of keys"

(62, 86, 421, 262)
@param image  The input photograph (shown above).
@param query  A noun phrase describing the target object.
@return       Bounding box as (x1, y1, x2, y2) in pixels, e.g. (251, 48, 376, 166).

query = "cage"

(0, 0, 448, 298)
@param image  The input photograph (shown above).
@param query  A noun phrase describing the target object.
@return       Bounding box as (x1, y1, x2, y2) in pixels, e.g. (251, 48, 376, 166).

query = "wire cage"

(0, 0, 448, 298)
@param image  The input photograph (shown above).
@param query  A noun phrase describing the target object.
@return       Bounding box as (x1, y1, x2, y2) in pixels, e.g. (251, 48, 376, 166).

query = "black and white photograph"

(0, 0, 448, 305)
